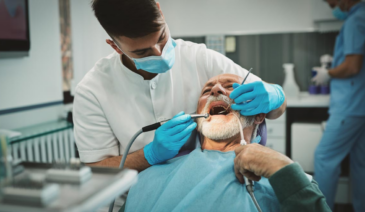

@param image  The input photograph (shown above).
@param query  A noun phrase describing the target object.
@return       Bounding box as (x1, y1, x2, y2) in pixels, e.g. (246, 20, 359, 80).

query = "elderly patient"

(125, 73, 281, 212)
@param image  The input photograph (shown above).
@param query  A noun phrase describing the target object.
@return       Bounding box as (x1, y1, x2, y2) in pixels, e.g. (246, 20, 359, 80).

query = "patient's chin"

(201, 118, 240, 141)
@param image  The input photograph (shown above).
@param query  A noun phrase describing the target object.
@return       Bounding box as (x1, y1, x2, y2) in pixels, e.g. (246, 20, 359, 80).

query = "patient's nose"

(210, 84, 226, 97)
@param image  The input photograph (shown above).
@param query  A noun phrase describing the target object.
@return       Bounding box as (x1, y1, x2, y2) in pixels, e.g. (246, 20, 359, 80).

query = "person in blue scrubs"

(313, 0, 365, 211)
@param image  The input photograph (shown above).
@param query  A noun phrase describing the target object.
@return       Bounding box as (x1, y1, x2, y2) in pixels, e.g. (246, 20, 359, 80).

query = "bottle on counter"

(283, 63, 300, 99)
(309, 76, 320, 95)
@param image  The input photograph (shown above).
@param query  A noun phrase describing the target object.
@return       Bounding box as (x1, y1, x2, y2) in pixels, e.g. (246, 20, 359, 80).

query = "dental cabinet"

(285, 92, 330, 158)
(265, 92, 330, 156)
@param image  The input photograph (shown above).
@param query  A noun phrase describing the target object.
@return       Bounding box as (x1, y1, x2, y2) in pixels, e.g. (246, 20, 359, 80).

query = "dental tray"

(2, 182, 60, 207)
(45, 166, 92, 184)
(0, 162, 137, 212)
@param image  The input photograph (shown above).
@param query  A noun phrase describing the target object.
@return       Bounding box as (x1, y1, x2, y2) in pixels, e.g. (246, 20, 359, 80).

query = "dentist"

(73, 0, 286, 172)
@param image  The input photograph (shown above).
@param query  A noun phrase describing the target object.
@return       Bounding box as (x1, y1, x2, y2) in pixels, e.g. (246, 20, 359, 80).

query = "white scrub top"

(73, 39, 261, 163)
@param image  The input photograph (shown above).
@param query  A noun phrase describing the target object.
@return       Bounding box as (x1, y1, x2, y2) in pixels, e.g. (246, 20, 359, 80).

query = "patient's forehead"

(203, 74, 243, 88)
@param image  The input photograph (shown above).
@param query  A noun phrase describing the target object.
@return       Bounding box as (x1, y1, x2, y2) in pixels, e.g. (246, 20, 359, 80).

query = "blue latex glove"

(144, 111, 197, 165)
(230, 81, 285, 116)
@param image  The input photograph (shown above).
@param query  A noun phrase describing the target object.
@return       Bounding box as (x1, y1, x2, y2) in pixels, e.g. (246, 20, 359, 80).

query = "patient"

(125, 74, 281, 212)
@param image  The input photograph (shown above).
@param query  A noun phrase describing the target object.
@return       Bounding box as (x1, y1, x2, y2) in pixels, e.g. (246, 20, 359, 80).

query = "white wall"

(69, 0, 319, 89)
(70, 0, 113, 95)
(0, 0, 63, 111)
(159, 0, 316, 37)
(0, 0, 64, 129)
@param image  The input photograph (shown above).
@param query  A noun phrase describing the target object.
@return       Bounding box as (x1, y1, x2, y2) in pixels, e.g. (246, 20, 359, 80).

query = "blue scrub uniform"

(314, 2, 365, 212)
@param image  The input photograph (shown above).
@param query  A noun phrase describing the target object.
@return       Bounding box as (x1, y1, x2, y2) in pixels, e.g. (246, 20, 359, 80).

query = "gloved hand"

(312, 67, 330, 86)
(144, 111, 197, 165)
(230, 81, 285, 116)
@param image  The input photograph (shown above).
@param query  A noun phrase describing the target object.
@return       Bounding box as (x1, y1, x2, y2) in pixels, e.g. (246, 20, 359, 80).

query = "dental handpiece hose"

(108, 113, 209, 212)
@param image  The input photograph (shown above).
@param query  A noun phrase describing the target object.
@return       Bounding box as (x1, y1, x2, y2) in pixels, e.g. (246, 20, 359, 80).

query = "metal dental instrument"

(142, 113, 209, 132)
(190, 114, 210, 119)
(241, 68, 253, 85)
(159, 113, 209, 125)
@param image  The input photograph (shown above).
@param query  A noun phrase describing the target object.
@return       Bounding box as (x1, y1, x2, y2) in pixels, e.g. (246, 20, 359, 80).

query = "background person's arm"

(331, 16, 365, 79)
(329, 54, 363, 78)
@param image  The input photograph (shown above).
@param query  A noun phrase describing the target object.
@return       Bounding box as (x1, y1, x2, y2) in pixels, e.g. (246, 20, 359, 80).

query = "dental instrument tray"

(0, 161, 138, 212)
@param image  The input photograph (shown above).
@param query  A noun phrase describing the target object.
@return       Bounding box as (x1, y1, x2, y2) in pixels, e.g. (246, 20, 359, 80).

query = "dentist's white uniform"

(73, 39, 261, 163)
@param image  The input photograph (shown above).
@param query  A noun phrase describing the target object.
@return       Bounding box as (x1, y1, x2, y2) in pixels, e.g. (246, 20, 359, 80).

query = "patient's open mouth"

(209, 102, 231, 116)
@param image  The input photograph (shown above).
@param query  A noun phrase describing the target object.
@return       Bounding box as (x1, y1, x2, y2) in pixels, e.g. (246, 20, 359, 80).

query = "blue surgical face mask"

(332, 6, 348, 20)
(121, 36, 176, 74)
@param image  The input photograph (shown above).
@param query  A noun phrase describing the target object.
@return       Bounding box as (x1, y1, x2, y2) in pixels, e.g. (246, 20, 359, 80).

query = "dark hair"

(91, 0, 163, 38)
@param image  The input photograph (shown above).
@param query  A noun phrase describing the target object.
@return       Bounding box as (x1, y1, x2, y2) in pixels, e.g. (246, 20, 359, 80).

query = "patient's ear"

(254, 113, 266, 124)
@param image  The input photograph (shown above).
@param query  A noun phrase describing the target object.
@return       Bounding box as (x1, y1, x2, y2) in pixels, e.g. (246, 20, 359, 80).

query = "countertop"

(287, 92, 330, 108)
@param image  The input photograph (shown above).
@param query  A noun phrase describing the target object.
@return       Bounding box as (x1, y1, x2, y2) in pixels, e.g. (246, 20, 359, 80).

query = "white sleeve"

(73, 85, 119, 163)
(204, 48, 261, 83)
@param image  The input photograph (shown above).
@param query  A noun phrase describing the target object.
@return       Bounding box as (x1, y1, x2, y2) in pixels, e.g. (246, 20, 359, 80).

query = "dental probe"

(241, 68, 253, 85)
(108, 113, 209, 212)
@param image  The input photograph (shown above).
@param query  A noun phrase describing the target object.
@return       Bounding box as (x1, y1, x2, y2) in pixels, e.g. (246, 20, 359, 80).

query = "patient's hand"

(234, 144, 293, 183)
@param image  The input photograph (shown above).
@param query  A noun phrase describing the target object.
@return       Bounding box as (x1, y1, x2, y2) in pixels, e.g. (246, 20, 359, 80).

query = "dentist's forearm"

(86, 148, 151, 172)
(266, 97, 287, 120)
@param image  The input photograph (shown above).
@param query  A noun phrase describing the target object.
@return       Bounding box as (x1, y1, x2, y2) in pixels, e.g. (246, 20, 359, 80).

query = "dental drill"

(157, 114, 209, 125)
(108, 113, 209, 212)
